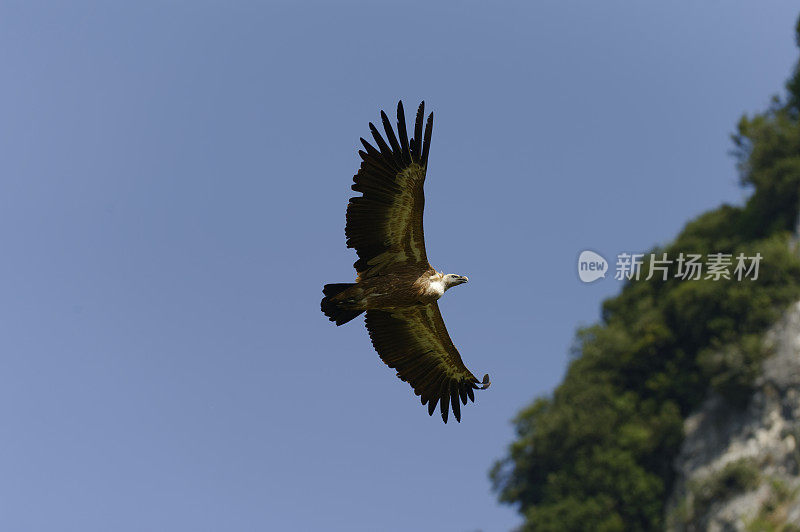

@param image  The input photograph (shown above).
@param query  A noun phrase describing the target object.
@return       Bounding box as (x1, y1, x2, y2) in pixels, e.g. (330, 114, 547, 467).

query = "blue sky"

(1, 2, 798, 531)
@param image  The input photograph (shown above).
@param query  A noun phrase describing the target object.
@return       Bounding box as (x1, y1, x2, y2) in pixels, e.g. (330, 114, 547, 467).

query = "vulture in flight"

(320, 101, 490, 423)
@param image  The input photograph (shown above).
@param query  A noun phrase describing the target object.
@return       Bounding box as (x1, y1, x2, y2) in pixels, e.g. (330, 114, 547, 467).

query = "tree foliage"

(491, 16, 800, 531)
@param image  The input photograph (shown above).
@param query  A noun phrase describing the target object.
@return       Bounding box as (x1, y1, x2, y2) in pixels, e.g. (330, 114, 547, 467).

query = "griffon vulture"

(321, 101, 490, 423)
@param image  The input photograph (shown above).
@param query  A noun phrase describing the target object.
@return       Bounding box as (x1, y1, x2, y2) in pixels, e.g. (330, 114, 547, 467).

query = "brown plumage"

(321, 101, 490, 423)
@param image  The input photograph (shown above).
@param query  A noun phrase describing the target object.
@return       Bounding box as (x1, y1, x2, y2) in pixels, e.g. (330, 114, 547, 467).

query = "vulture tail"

(321, 283, 364, 326)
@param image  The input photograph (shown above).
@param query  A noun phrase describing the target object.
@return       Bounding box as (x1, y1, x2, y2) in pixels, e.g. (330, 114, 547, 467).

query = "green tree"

(491, 16, 800, 531)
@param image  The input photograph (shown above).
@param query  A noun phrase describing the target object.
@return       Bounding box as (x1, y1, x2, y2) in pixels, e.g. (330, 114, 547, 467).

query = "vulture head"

(443, 273, 469, 290)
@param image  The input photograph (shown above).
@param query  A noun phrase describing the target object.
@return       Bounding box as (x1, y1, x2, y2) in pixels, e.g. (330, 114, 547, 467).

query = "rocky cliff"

(666, 301, 800, 531)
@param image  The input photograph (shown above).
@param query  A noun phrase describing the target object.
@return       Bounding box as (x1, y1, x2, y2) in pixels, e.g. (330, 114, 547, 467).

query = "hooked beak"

(459, 276, 469, 284)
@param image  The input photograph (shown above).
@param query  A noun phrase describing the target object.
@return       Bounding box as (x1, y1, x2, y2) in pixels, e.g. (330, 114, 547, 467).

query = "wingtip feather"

(428, 398, 437, 416)
(421, 111, 434, 167)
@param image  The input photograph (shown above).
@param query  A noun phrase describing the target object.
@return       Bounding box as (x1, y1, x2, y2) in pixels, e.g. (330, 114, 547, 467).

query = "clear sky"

(1, 2, 798, 531)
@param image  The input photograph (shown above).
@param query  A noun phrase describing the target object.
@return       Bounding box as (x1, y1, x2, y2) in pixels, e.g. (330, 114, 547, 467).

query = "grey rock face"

(666, 301, 800, 531)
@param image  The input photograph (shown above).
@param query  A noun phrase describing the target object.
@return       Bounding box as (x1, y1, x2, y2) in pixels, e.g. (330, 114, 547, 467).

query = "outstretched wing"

(365, 303, 490, 423)
(346, 101, 433, 279)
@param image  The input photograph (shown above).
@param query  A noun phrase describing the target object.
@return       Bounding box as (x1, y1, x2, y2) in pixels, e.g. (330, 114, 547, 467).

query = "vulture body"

(321, 101, 490, 423)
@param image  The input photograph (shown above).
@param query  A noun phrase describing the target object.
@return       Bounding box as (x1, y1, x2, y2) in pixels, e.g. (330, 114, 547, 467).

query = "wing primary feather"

(380, 111, 402, 166)
(411, 101, 425, 162)
(421, 112, 433, 168)
(459, 384, 468, 405)
(396, 101, 411, 163)
(428, 373, 447, 401)
(359, 137, 380, 158)
(440, 382, 450, 424)
(467, 387, 475, 403)
(427, 397, 438, 416)
(368, 122, 394, 164)
(450, 382, 461, 422)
